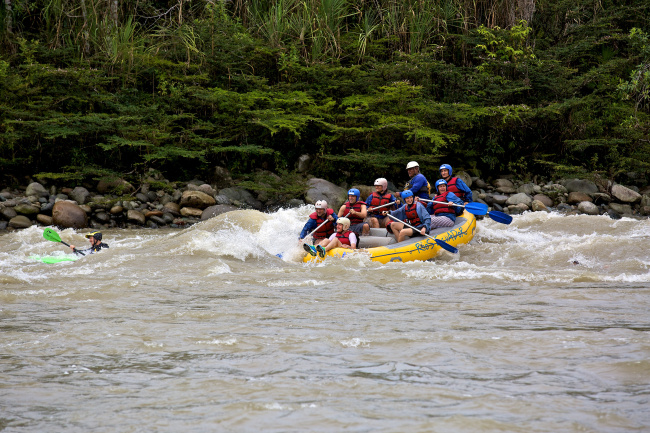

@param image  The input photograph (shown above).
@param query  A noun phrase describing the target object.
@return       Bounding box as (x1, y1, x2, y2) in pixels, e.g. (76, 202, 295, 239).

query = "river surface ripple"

(1, 209, 649, 432)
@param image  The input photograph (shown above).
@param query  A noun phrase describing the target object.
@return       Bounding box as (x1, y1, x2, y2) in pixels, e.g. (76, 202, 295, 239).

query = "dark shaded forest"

(0, 0, 648, 189)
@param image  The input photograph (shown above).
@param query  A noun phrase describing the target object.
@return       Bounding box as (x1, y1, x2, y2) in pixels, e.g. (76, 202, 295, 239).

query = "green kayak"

(30, 255, 79, 264)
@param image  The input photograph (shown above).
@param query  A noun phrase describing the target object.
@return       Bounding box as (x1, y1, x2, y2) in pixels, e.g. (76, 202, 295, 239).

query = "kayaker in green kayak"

(69, 231, 110, 255)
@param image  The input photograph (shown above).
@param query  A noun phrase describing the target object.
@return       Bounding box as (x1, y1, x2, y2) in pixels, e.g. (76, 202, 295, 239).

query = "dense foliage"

(0, 0, 648, 189)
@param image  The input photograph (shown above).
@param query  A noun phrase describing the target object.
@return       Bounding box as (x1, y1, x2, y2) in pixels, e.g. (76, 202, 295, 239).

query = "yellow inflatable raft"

(303, 210, 476, 264)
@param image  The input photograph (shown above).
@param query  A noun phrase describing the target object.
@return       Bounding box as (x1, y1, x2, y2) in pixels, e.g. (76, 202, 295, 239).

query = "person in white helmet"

(365, 177, 396, 228)
(299, 200, 338, 243)
(395, 161, 430, 202)
(314, 217, 357, 258)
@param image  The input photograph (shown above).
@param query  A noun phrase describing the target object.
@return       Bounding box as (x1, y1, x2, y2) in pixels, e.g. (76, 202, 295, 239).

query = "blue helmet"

(401, 190, 414, 200)
(348, 188, 360, 200)
(439, 164, 452, 177)
(435, 179, 448, 192)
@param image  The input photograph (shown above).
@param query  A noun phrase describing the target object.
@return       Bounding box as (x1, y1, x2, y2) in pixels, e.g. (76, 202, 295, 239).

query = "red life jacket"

(432, 193, 456, 215)
(335, 230, 354, 247)
(309, 209, 335, 239)
(404, 203, 422, 226)
(445, 177, 466, 202)
(368, 192, 393, 215)
(343, 200, 365, 225)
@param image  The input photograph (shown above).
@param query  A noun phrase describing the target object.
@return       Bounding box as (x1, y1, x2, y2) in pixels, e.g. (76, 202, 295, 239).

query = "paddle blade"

(43, 228, 62, 243)
(488, 211, 513, 225)
(435, 239, 458, 254)
(464, 202, 488, 216)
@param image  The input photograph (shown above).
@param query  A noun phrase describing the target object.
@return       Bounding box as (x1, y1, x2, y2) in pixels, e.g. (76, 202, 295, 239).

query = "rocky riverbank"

(1, 170, 649, 233)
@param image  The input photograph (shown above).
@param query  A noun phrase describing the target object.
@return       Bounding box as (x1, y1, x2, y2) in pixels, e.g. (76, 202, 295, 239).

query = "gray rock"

(577, 201, 599, 215)
(197, 184, 217, 197)
(26, 182, 49, 198)
(218, 187, 262, 210)
(181, 207, 203, 217)
(52, 201, 88, 229)
(556, 203, 573, 212)
(493, 178, 514, 189)
(533, 194, 554, 207)
(162, 213, 175, 224)
(9, 215, 32, 229)
(517, 183, 536, 195)
(608, 203, 633, 215)
(94, 212, 111, 223)
(180, 190, 217, 209)
(544, 184, 568, 194)
(297, 154, 313, 173)
(506, 193, 533, 207)
(110, 205, 124, 215)
(14, 203, 40, 215)
(286, 198, 305, 208)
(641, 195, 650, 208)
(149, 216, 167, 226)
(456, 171, 472, 188)
(1, 206, 18, 220)
(567, 191, 592, 204)
(212, 166, 234, 188)
(496, 186, 517, 194)
(611, 184, 642, 203)
(127, 209, 146, 225)
(305, 178, 348, 211)
(492, 203, 503, 212)
(136, 193, 150, 203)
(474, 178, 489, 189)
(69, 186, 90, 204)
(215, 194, 232, 205)
(201, 204, 238, 220)
(640, 206, 650, 216)
(607, 209, 622, 220)
(564, 179, 598, 194)
(0, 221, 7, 230)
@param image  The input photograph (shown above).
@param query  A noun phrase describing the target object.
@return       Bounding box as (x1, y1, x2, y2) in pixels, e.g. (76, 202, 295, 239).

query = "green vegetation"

(0, 0, 648, 188)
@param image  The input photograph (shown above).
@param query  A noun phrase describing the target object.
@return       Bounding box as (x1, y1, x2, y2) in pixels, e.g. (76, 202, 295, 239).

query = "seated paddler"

(365, 177, 396, 229)
(314, 217, 357, 258)
(426, 179, 464, 229)
(383, 190, 431, 243)
(338, 188, 370, 236)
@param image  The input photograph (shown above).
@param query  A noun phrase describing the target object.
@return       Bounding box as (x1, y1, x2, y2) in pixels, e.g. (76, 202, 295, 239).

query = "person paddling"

(366, 178, 396, 229)
(439, 164, 472, 204)
(383, 190, 431, 242)
(314, 217, 357, 258)
(426, 180, 464, 229)
(69, 231, 109, 255)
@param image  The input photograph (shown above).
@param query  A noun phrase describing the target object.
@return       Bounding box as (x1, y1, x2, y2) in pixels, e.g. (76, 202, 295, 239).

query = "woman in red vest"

(427, 179, 464, 229)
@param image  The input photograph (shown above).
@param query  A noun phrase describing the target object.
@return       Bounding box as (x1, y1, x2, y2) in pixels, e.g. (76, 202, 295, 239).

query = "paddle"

(420, 199, 488, 216)
(43, 228, 86, 256)
(487, 210, 513, 225)
(385, 214, 458, 254)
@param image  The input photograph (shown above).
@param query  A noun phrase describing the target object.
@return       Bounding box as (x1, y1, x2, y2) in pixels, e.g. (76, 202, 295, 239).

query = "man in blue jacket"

(395, 161, 430, 202)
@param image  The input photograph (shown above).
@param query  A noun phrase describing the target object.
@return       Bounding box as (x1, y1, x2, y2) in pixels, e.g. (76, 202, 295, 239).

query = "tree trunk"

(4, 0, 12, 34)
(111, 0, 118, 26)
(80, 0, 90, 55)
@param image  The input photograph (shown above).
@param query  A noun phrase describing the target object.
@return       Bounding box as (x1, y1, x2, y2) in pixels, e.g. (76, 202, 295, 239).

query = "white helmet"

(337, 217, 351, 230)
(314, 200, 328, 209)
(374, 178, 388, 190)
(406, 161, 419, 169)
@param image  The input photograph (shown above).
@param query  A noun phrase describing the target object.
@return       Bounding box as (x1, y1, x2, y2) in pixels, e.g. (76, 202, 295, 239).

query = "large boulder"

(517, 183, 536, 195)
(52, 201, 87, 229)
(563, 179, 598, 195)
(179, 190, 217, 209)
(212, 166, 234, 189)
(201, 204, 238, 220)
(14, 203, 40, 215)
(577, 201, 599, 215)
(609, 203, 633, 215)
(304, 178, 347, 210)
(506, 193, 533, 207)
(567, 191, 592, 205)
(69, 186, 90, 204)
(217, 187, 262, 210)
(25, 182, 49, 198)
(456, 171, 472, 188)
(611, 184, 642, 203)
(127, 209, 146, 225)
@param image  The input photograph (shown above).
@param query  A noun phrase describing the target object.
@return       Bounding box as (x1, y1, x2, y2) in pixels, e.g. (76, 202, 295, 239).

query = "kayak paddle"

(43, 228, 86, 256)
(420, 199, 488, 216)
(385, 214, 458, 254)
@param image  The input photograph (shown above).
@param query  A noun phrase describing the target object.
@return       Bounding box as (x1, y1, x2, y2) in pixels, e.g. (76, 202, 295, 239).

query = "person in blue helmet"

(395, 161, 431, 202)
(338, 188, 370, 236)
(439, 164, 472, 204)
(382, 190, 431, 242)
(426, 179, 464, 229)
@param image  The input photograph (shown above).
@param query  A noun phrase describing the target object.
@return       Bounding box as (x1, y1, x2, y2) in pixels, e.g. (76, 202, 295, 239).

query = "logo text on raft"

(414, 227, 468, 254)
